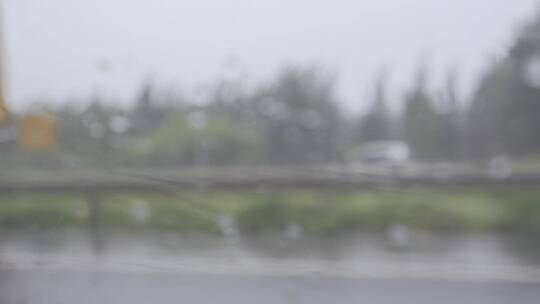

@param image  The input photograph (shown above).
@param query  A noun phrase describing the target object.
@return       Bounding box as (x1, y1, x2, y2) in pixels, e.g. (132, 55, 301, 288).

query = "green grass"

(235, 191, 513, 234)
(0, 190, 539, 235)
(0, 194, 86, 228)
(512, 156, 540, 173)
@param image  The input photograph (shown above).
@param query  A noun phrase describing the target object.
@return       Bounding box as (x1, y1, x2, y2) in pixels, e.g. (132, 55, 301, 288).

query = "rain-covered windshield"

(2, 1, 540, 303)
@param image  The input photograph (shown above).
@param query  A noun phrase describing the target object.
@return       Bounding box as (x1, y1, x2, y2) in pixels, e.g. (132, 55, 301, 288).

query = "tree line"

(5, 12, 540, 169)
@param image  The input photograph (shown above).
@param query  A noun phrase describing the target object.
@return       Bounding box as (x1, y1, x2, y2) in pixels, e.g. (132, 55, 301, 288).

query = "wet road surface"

(2, 268, 540, 304)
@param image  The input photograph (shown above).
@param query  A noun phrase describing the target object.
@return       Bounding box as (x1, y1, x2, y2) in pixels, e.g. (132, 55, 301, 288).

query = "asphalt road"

(2, 269, 540, 304)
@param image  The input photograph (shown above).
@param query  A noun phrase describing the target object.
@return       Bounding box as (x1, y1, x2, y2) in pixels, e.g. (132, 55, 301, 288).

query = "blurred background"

(3, 0, 540, 303)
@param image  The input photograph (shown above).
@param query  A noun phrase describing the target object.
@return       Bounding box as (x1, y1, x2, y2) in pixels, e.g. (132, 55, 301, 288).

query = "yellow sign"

(20, 114, 57, 151)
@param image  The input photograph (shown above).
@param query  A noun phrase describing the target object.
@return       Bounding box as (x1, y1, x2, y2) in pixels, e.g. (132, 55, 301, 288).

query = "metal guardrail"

(1, 172, 540, 193)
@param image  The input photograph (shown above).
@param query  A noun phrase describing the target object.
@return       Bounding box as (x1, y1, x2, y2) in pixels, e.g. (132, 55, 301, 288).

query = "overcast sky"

(3, 0, 539, 112)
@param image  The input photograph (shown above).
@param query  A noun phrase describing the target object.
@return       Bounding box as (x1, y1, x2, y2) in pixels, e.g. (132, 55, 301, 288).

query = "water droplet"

(109, 116, 130, 134)
(72, 200, 89, 219)
(487, 155, 512, 179)
(284, 223, 304, 241)
(131, 199, 150, 224)
(525, 58, 540, 88)
(188, 110, 208, 130)
(259, 97, 289, 120)
(89, 123, 106, 139)
(216, 215, 240, 241)
(387, 224, 411, 249)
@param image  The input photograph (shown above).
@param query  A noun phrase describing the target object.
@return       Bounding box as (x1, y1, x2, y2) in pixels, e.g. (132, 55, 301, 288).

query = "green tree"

(468, 13, 540, 158)
(129, 81, 169, 134)
(356, 71, 392, 143)
(124, 110, 263, 166)
(402, 68, 445, 160)
(253, 67, 343, 165)
(438, 69, 461, 160)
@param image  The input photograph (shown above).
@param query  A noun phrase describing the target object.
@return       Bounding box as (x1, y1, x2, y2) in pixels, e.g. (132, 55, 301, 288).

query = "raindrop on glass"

(89, 123, 106, 139)
(131, 199, 150, 224)
(525, 58, 540, 88)
(109, 116, 130, 134)
(188, 110, 208, 130)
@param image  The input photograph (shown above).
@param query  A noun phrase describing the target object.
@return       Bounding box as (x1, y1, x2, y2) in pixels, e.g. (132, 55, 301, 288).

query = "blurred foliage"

(1, 191, 532, 235)
(354, 71, 393, 143)
(468, 12, 540, 159)
(123, 111, 263, 166)
(236, 191, 512, 235)
(0, 194, 86, 229)
(3, 12, 540, 172)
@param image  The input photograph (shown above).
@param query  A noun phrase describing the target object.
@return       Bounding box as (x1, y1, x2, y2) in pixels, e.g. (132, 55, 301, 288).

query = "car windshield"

(2, 1, 540, 303)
